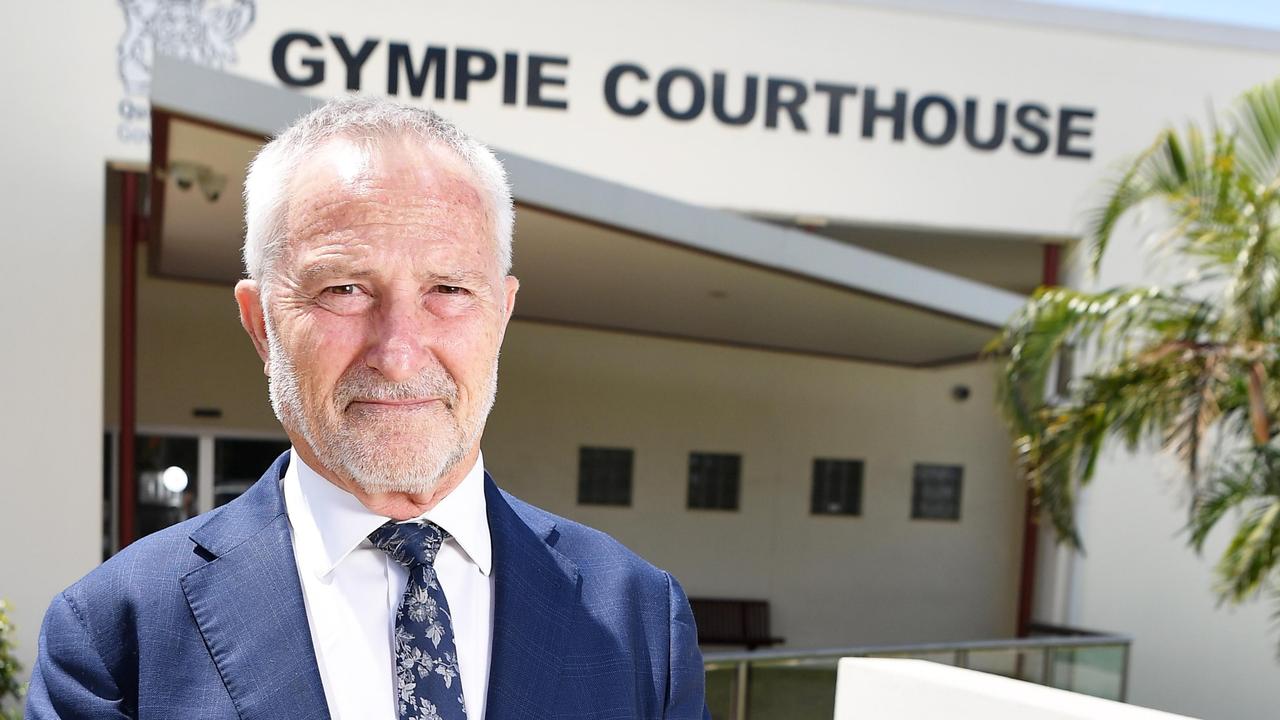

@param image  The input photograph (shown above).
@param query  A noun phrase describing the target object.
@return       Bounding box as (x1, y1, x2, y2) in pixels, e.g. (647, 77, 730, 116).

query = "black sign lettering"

(272, 32, 325, 88)
(1057, 107, 1095, 159)
(330, 35, 378, 92)
(455, 48, 498, 102)
(712, 72, 758, 126)
(387, 43, 448, 99)
(912, 94, 958, 147)
(527, 54, 569, 110)
(502, 52, 520, 105)
(814, 82, 858, 136)
(266, 32, 1098, 160)
(963, 98, 1007, 152)
(862, 87, 908, 142)
(604, 63, 649, 117)
(1013, 103, 1051, 155)
(657, 68, 706, 122)
(765, 77, 808, 132)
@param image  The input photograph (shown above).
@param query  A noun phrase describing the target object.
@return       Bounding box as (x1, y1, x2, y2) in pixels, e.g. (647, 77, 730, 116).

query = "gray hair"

(242, 96, 514, 284)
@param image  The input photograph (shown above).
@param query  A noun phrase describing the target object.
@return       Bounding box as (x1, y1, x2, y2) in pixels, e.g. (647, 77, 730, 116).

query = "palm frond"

(1189, 452, 1267, 553)
(1217, 500, 1280, 603)
(989, 285, 1213, 436)
(1233, 79, 1280, 186)
(1186, 446, 1280, 604)
(1086, 137, 1165, 273)
(1010, 344, 1226, 547)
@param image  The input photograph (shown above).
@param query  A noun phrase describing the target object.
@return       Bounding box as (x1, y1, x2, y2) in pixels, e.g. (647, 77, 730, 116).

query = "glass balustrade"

(703, 631, 1131, 720)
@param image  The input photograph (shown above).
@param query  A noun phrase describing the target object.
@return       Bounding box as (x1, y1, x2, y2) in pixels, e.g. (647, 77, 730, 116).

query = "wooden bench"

(689, 598, 785, 650)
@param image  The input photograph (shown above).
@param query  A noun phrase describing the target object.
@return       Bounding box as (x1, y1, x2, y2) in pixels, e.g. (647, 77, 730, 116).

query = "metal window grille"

(577, 447, 634, 506)
(811, 459, 864, 515)
(687, 452, 741, 510)
(911, 463, 963, 520)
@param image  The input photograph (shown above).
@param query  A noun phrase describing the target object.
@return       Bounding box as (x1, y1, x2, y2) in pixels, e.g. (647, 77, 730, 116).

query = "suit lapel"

(181, 452, 330, 720)
(483, 474, 581, 720)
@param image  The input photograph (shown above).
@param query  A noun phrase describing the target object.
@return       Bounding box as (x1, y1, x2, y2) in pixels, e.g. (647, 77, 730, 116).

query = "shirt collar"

(285, 449, 492, 578)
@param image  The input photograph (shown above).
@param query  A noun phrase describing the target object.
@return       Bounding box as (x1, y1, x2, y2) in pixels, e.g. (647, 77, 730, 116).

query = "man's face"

(239, 135, 518, 496)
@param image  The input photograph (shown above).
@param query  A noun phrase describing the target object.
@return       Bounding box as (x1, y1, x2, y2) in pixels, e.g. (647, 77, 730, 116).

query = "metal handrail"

(703, 633, 1133, 719)
(703, 632, 1132, 667)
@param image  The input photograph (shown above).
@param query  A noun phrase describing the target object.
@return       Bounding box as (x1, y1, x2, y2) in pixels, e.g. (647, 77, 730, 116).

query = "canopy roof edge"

(151, 55, 1026, 331)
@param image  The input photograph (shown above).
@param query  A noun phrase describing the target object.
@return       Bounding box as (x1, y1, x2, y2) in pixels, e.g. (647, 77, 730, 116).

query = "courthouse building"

(5, 1, 1280, 717)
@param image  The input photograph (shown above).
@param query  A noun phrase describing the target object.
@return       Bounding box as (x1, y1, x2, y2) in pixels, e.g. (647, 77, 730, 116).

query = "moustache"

(333, 366, 459, 410)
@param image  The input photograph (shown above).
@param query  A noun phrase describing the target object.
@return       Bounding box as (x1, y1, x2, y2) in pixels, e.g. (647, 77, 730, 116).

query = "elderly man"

(27, 98, 708, 719)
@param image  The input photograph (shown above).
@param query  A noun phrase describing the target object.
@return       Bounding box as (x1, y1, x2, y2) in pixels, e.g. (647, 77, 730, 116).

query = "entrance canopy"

(149, 57, 1026, 366)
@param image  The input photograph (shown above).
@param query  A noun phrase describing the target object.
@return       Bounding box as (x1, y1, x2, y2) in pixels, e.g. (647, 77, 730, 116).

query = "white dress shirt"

(282, 450, 495, 720)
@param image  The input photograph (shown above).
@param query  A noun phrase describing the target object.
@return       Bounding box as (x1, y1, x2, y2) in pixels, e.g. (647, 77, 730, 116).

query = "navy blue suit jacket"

(26, 453, 709, 719)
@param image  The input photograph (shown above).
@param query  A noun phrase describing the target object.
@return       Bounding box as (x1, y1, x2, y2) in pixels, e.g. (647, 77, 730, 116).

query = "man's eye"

(326, 284, 358, 296)
(435, 285, 467, 295)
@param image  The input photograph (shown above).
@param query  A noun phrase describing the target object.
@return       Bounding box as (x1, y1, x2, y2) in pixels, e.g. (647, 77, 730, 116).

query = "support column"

(117, 172, 141, 550)
(1016, 242, 1061, 637)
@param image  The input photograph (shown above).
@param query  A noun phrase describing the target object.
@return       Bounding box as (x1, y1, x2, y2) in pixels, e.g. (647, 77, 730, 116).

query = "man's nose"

(364, 292, 435, 383)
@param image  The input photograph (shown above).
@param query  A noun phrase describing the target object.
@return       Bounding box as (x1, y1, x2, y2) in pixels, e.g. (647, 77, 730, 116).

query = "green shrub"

(0, 600, 23, 720)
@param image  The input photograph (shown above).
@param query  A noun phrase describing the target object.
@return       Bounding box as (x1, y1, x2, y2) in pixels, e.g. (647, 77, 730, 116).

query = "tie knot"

(368, 519, 449, 568)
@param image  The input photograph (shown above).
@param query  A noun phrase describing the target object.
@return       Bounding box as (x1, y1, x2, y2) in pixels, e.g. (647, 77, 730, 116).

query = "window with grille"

(577, 447, 633, 506)
(811, 458, 863, 516)
(687, 452, 741, 510)
(911, 463, 963, 520)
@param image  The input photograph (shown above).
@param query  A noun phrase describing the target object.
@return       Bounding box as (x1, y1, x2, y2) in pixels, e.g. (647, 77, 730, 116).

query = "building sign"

(106, 0, 1176, 234)
(271, 32, 1096, 160)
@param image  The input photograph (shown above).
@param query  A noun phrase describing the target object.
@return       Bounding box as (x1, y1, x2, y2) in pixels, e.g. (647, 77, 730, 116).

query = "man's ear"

(234, 279, 271, 375)
(503, 275, 520, 321)
(498, 275, 520, 342)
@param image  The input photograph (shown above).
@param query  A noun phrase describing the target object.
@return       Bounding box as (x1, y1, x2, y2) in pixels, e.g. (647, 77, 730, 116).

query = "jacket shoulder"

(497, 489, 707, 717)
(63, 508, 222, 611)
(500, 490, 671, 585)
(69, 452, 290, 606)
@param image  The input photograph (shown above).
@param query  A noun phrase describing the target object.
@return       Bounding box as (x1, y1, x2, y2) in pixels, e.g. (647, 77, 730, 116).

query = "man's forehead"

(289, 134, 483, 207)
(273, 134, 496, 276)
(284, 136, 488, 235)
(295, 251, 488, 282)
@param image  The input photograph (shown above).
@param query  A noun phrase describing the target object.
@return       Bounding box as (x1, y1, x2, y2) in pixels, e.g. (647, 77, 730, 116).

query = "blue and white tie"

(368, 519, 468, 720)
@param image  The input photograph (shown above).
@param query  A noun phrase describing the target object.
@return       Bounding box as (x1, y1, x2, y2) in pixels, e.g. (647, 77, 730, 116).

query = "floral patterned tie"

(368, 519, 468, 720)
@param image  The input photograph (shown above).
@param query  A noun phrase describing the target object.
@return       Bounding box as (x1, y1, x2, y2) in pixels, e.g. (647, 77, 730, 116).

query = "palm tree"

(989, 78, 1280, 622)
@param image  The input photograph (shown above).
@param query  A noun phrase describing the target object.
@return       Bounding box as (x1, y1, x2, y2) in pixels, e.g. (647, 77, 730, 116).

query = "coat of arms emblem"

(117, 0, 256, 142)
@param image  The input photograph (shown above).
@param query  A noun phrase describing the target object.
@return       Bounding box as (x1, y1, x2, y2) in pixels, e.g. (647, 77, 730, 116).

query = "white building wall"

(488, 324, 1022, 647)
(1066, 448, 1280, 720)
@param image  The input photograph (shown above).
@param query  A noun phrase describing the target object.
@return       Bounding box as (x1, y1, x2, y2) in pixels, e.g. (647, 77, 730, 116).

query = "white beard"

(264, 314, 497, 495)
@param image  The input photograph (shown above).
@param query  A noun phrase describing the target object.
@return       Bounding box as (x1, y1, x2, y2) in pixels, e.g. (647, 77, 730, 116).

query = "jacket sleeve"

(663, 572, 711, 720)
(25, 591, 132, 719)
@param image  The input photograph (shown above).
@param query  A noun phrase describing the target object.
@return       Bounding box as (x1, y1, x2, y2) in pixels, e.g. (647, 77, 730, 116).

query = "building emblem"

(116, 0, 256, 142)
